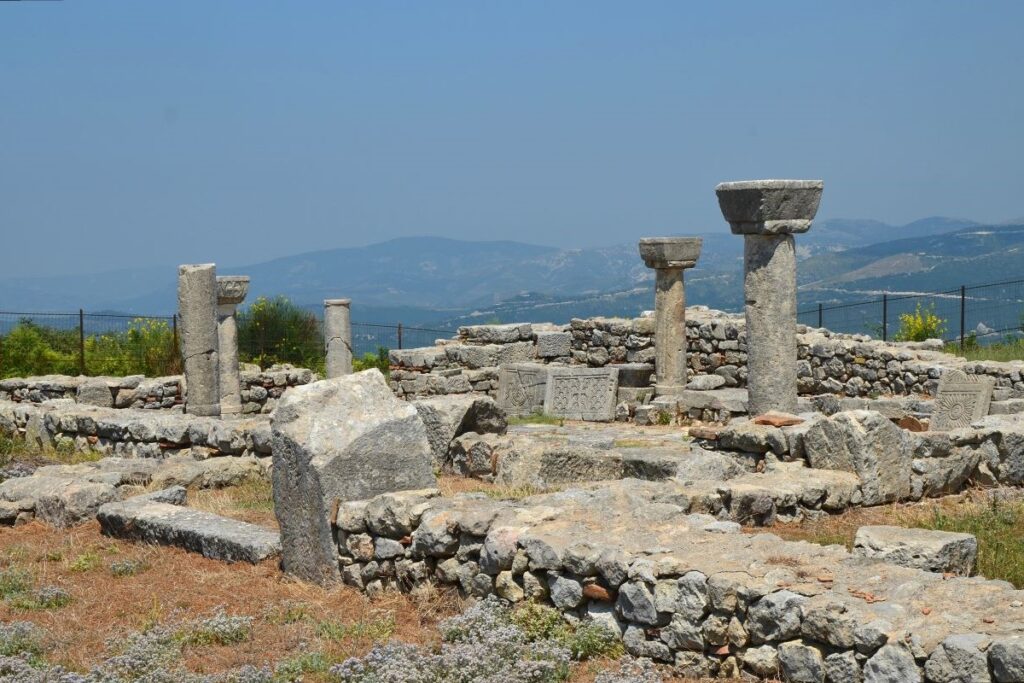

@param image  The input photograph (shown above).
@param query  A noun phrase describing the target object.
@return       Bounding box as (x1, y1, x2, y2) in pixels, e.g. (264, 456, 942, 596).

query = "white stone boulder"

(271, 369, 436, 584)
(853, 525, 977, 576)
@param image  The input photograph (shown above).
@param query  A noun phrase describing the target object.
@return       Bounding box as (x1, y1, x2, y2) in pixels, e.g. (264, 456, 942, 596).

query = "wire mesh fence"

(0, 309, 455, 379)
(798, 277, 1024, 346)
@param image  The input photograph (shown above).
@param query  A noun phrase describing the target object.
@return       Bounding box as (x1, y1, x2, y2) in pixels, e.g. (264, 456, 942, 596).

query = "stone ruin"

(6, 180, 1024, 680)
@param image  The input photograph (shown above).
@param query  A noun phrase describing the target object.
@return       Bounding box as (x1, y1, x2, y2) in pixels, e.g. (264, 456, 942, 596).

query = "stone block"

(497, 363, 548, 417)
(543, 367, 619, 422)
(77, 379, 115, 408)
(271, 370, 435, 584)
(932, 369, 996, 431)
(853, 525, 977, 575)
(613, 362, 654, 388)
(412, 394, 507, 463)
(535, 331, 571, 358)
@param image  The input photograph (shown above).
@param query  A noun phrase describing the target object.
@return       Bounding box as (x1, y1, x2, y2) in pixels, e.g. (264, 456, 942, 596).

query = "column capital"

(324, 298, 352, 308)
(715, 179, 823, 235)
(216, 275, 250, 306)
(638, 237, 703, 270)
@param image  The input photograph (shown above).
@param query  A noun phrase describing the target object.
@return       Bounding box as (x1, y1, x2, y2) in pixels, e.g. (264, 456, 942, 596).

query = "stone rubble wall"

(0, 400, 272, 460)
(333, 484, 1024, 682)
(0, 365, 316, 414)
(389, 308, 1024, 401)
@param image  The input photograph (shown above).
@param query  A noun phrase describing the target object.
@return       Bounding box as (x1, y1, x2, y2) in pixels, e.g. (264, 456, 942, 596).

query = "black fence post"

(397, 323, 403, 350)
(960, 285, 967, 350)
(882, 294, 888, 342)
(817, 303, 823, 328)
(78, 309, 86, 375)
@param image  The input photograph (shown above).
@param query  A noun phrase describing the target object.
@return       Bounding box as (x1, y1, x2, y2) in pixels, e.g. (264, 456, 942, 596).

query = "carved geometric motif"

(930, 369, 995, 431)
(543, 367, 619, 422)
(497, 364, 548, 417)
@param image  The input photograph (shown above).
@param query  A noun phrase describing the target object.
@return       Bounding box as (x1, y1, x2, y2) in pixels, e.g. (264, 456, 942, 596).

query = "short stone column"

(638, 238, 702, 395)
(716, 180, 823, 415)
(216, 276, 250, 415)
(177, 264, 221, 417)
(324, 298, 353, 378)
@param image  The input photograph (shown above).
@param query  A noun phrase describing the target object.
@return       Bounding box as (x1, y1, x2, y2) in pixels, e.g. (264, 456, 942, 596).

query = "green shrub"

(84, 318, 180, 377)
(893, 303, 946, 342)
(353, 347, 391, 377)
(0, 321, 77, 378)
(237, 296, 325, 373)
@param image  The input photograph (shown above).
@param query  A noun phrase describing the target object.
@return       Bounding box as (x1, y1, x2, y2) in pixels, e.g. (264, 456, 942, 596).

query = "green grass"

(508, 413, 564, 426)
(945, 338, 1024, 363)
(315, 614, 396, 643)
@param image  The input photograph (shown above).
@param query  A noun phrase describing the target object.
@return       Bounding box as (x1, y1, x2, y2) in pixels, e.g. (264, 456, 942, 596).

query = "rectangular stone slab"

(930, 369, 995, 431)
(97, 500, 280, 563)
(497, 363, 549, 417)
(543, 367, 619, 421)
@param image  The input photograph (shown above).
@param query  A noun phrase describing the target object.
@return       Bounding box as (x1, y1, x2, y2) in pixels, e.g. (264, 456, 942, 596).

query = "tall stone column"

(324, 298, 353, 378)
(638, 238, 702, 395)
(715, 180, 824, 416)
(178, 264, 221, 417)
(216, 276, 250, 415)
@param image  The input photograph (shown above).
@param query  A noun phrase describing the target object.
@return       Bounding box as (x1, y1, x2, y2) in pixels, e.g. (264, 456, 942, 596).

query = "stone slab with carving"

(497, 363, 549, 417)
(543, 367, 619, 422)
(930, 369, 995, 431)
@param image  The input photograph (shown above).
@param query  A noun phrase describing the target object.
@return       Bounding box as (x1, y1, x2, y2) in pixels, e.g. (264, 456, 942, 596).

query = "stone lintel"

(638, 237, 703, 270)
(715, 179, 823, 235)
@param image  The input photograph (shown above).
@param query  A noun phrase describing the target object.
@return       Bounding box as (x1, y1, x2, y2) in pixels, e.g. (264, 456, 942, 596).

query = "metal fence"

(797, 277, 1024, 347)
(0, 309, 454, 379)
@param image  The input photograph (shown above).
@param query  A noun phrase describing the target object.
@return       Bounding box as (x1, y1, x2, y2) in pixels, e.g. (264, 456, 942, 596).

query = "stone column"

(177, 264, 221, 417)
(638, 238, 702, 395)
(715, 180, 824, 415)
(216, 276, 250, 415)
(324, 298, 353, 378)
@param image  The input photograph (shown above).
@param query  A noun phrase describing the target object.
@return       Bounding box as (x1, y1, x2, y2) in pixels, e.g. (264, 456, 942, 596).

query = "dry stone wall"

(0, 365, 315, 414)
(389, 308, 1024, 401)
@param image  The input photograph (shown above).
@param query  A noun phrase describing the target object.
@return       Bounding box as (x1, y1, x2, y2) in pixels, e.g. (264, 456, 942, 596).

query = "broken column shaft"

(716, 180, 823, 415)
(324, 298, 353, 378)
(178, 264, 221, 417)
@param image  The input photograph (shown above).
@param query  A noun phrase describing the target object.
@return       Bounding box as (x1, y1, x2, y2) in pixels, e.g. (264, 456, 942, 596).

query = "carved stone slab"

(497, 363, 548, 417)
(930, 369, 995, 431)
(543, 367, 619, 422)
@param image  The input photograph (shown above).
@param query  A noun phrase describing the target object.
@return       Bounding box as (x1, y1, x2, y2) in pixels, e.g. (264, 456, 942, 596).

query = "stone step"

(97, 498, 280, 563)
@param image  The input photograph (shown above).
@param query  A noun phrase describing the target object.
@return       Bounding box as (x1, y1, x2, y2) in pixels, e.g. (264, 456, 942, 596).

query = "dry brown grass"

(186, 476, 279, 528)
(437, 474, 560, 501)
(0, 521, 463, 678)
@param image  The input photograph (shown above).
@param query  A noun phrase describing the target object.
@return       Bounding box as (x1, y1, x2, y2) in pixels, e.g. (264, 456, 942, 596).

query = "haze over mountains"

(2, 216, 1022, 329)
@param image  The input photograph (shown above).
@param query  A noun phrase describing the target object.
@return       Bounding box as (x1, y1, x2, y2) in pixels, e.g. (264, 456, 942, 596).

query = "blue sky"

(2, 1, 1023, 277)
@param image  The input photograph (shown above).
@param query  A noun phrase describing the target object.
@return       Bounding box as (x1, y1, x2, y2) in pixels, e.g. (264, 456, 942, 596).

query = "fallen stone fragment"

(412, 394, 507, 464)
(97, 499, 280, 563)
(753, 411, 805, 427)
(853, 525, 977, 576)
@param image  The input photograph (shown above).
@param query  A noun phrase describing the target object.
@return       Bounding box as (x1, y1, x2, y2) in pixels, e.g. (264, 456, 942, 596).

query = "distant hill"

(0, 217, 1016, 327)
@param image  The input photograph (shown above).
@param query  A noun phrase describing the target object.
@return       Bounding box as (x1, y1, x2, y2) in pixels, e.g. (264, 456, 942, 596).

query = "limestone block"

(412, 394, 507, 464)
(543, 367, 619, 422)
(270, 370, 436, 584)
(802, 410, 912, 505)
(853, 525, 977, 575)
(535, 331, 571, 358)
(77, 379, 115, 408)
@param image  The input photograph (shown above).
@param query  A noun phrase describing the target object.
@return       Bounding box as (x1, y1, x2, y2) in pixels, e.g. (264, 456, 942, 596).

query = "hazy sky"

(3, 1, 1023, 278)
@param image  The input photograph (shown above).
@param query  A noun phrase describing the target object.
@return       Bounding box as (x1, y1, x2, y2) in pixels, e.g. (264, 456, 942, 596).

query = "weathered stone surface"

(715, 179, 824, 236)
(150, 457, 264, 490)
(97, 499, 280, 563)
(673, 447, 745, 484)
(544, 367, 619, 421)
(450, 432, 502, 477)
(803, 410, 912, 505)
(412, 394, 507, 463)
(853, 525, 977, 576)
(747, 591, 807, 644)
(639, 237, 702, 393)
(778, 640, 825, 683)
(178, 263, 221, 417)
(932, 369, 996, 431)
(271, 370, 435, 583)
(990, 636, 1024, 682)
(718, 420, 787, 455)
(497, 363, 548, 417)
(216, 276, 249, 414)
(77, 379, 115, 408)
(35, 480, 119, 527)
(324, 298, 353, 378)
(924, 633, 991, 683)
(863, 643, 922, 683)
(535, 331, 571, 359)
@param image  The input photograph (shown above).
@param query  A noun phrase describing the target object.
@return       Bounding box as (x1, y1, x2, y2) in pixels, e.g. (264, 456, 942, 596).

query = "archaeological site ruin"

(6, 180, 1024, 682)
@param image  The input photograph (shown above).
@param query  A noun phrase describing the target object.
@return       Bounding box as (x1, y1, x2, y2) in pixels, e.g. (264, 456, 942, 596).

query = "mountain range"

(1, 216, 1021, 329)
